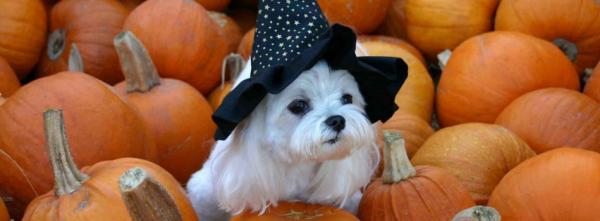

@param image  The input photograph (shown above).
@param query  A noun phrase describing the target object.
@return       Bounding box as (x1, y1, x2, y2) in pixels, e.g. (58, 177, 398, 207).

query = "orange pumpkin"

(238, 28, 256, 60)
(228, 8, 257, 33)
(488, 147, 600, 221)
(359, 131, 474, 221)
(195, 0, 230, 11)
(37, 0, 128, 84)
(208, 11, 243, 53)
(378, 0, 499, 59)
(317, 0, 391, 34)
(437, 31, 580, 127)
(22, 109, 197, 221)
(411, 123, 536, 204)
(0, 56, 19, 97)
(495, 88, 600, 153)
(495, 0, 600, 73)
(113, 31, 216, 183)
(0, 72, 155, 216)
(358, 36, 433, 122)
(0, 199, 7, 221)
(0, 0, 47, 79)
(584, 62, 600, 102)
(123, 0, 230, 95)
(120, 0, 144, 11)
(208, 54, 245, 110)
(231, 201, 359, 221)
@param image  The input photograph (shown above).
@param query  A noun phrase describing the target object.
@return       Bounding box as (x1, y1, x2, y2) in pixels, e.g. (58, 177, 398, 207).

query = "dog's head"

(237, 60, 375, 163)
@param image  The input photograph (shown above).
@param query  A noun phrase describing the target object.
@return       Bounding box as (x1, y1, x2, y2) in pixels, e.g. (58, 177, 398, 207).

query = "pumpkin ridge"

(0, 148, 39, 196)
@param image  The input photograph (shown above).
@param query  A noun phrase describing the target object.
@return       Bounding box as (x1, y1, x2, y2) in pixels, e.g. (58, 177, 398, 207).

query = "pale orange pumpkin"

(231, 201, 359, 221)
(584, 62, 600, 102)
(317, 0, 392, 34)
(437, 31, 580, 127)
(411, 123, 536, 204)
(0, 56, 19, 97)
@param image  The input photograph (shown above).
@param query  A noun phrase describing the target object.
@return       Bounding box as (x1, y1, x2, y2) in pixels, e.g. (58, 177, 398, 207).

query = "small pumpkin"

(228, 8, 257, 33)
(113, 31, 216, 183)
(0, 56, 20, 97)
(411, 123, 536, 204)
(208, 54, 245, 110)
(584, 62, 600, 102)
(378, 0, 499, 59)
(195, 0, 230, 11)
(22, 109, 197, 221)
(358, 36, 432, 122)
(436, 31, 580, 127)
(0, 199, 7, 221)
(123, 0, 230, 95)
(238, 28, 256, 60)
(488, 147, 600, 221)
(358, 131, 475, 221)
(231, 201, 359, 221)
(452, 206, 501, 221)
(208, 11, 243, 53)
(0, 0, 47, 78)
(495, 0, 600, 72)
(317, 0, 391, 34)
(37, 0, 128, 84)
(495, 88, 600, 153)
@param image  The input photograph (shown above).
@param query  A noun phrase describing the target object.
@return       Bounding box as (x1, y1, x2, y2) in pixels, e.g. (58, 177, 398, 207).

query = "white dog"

(187, 54, 378, 221)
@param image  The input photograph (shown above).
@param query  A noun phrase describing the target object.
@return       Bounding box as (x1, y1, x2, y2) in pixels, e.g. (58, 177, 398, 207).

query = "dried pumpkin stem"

(47, 29, 66, 61)
(44, 109, 89, 196)
(220, 53, 245, 88)
(437, 49, 452, 70)
(553, 38, 578, 62)
(68, 43, 84, 72)
(120, 167, 183, 221)
(382, 131, 416, 184)
(114, 31, 161, 93)
(451, 206, 501, 221)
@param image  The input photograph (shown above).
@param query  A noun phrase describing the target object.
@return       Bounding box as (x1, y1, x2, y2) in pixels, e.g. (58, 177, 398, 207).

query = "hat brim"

(212, 24, 408, 140)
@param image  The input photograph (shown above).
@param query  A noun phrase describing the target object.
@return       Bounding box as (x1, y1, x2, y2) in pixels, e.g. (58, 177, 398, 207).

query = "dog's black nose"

(325, 115, 345, 132)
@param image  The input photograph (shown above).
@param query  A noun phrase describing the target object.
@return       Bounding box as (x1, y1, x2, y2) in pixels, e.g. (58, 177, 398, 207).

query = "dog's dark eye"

(288, 99, 310, 115)
(342, 94, 353, 105)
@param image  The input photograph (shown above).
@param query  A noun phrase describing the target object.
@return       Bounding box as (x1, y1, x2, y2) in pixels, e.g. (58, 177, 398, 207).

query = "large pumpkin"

(584, 62, 600, 102)
(123, 0, 230, 94)
(0, 72, 155, 217)
(0, 56, 19, 97)
(22, 109, 197, 221)
(231, 201, 359, 221)
(358, 36, 433, 122)
(437, 31, 580, 127)
(36, 0, 128, 84)
(208, 12, 243, 54)
(495, 88, 600, 153)
(359, 131, 474, 221)
(488, 147, 600, 221)
(411, 123, 536, 204)
(495, 0, 600, 72)
(113, 31, 216, 183)
(317, 0, 392, 34)
(378, 0, 499, 59)
(0, 0, 47, 78)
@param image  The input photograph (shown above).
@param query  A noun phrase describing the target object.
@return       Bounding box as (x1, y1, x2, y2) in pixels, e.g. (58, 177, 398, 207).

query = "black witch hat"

(212, 0, 408, 140)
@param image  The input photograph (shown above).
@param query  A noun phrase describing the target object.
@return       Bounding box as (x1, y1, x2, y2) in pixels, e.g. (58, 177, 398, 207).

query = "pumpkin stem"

(583, 68, 593, 83)
(120, 167, 183, 221)
(44, 109, 89, 196)
(114, 31, 161, 93)
(437, 49, 452, 70)
(220, 53, 245, 88)
(553, 38, 578, 62)
(452, 206, 501, 221)
(382, 131, 416, 184)
(47, 29, 66, 61)
(68, 43, 84, 72)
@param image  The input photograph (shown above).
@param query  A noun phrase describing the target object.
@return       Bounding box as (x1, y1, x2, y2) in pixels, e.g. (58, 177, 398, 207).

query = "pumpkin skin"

(231, 201, 359, 221)
(0, 0, 47, 79)
(195, 0, 230, 11)
(123, 0, 230, 95)
(495, 0, 600, 72)
(437, 31, 580, 127)
(0, 199, 7, 221)
(488, 147, 600, 221)
(495, 88, 600, 153)
(0, 56, 19, 97)
(0, 73, 156, 216)
(358, 36, 433, 122)
(411, 123, 536, 204)
(208, 12, 243, 53)
(228, 8, 257, 33)
(120, 0, 144, 11)
(238, 28, 256, 60)
(317, 0, 391, 34)
(378, 0, 499, 59)
(113, 31, 216, 183)
(359, 132, 474, 221)
(584, 62, 600, 102)
(37, 0, 128, 84)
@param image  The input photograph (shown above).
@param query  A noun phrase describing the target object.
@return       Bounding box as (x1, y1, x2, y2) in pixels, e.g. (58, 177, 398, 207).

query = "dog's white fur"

(187, 48, 377, 221)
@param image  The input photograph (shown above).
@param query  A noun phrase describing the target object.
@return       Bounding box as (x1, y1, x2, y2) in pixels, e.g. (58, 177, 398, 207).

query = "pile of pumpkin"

(0, 0, 599, 220)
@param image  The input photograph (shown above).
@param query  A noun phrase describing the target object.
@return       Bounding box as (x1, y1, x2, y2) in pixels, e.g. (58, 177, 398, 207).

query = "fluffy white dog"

(186, 56, 378, 221)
